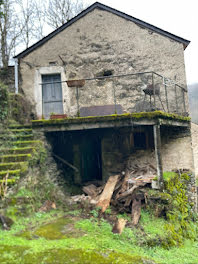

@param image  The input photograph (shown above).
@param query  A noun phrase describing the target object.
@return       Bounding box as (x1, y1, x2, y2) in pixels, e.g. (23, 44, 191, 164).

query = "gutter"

(14, 58, 19, 94)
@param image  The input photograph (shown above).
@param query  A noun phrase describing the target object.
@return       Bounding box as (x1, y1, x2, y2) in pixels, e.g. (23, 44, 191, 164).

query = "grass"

(1, 208, 198, 264)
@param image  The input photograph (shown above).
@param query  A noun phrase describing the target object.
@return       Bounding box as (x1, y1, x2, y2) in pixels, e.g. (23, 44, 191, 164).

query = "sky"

(84, 0, 198, 85)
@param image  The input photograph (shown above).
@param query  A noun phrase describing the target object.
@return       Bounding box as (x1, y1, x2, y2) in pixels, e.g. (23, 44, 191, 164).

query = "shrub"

(0, 82, 9, 121)
(9, 93, 35, 124)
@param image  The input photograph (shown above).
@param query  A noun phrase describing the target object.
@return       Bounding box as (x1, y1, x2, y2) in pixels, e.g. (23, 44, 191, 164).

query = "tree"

(0, 0, 45, 67)
(0, 0, 21, 67)
(0, 0, 3, 17)
(16, 0, 46, 48)
(45, 0, 85, 29)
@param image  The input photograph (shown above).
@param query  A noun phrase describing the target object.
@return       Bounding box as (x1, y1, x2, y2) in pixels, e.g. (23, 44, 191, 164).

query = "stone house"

(13, 2, 196, 201)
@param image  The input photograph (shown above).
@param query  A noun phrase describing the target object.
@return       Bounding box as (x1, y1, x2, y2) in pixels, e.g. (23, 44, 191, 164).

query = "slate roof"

(14, 2, 190, 59)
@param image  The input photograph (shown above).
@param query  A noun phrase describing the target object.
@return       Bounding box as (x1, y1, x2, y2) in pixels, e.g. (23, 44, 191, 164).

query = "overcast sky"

(84, 0, 197, 85)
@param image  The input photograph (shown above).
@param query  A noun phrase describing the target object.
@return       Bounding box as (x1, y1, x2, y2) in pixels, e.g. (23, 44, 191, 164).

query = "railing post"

(14, 58, 19, 94)
(152, 72, 156, 110)
(164, 82, 169, 113)
(174, 76, 179, 114)
(174, 84, 178, 113)
(76, 87, 80, 117)
(113, 85, 117, 114)
(182, 88, 186, 115)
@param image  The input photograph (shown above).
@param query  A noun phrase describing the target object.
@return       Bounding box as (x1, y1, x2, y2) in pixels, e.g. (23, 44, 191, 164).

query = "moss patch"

(32, 111, 190, 127)
(32, 217, 83, 240)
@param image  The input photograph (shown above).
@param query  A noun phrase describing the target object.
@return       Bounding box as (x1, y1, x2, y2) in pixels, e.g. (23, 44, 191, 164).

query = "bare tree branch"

(46, 0, 85, 30)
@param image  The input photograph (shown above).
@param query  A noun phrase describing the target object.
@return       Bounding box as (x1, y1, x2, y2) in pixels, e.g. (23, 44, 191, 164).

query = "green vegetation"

(0, 82, 9, 121)
(1, 206, 198, 264)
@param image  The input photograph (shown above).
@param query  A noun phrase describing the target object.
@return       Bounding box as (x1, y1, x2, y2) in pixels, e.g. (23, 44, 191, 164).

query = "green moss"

(9, 128, 32, 133)
(24, 249, 146, 264)
(0, 169, 21, 176)
(13, 140, 41, 145)
(1, 147, 35, 155)
(0, 245, 147, 264)
(32, 111, 190, 127)
(31, 217, 83, 240)
(0, 153, 32, 163)
(0, 161, 28, 171)
(0, 134, 33, 140)
(163, 172, 195, 248)
(0, 178, 16, 184)
(163, 171, 178, 182)
(147, 189, 172, 201)
(0, 245, 29, 263)
(8, 124, 32, 129)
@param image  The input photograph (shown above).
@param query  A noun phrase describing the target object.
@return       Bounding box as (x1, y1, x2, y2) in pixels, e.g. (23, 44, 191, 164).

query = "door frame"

(34, 66, 70, 119)
(42, 73, 64, 118)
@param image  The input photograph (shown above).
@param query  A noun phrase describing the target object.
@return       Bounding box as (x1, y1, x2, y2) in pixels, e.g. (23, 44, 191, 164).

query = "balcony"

(66, 71, 188, 118)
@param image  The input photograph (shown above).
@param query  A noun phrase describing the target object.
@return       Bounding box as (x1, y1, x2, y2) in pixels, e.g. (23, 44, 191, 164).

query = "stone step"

(0, 154, 31, 163)
(0, 162, 28, 171)
(9, 140, 41, 148)
(9, 128, 32, 134)
(8, 124, 32, 129)
(0, 169, 21, 179)
(0, 134, 34, 141)
(0, 178, 18, 185)
(1, 147, 35, 155)
(0, 128, 32, 135)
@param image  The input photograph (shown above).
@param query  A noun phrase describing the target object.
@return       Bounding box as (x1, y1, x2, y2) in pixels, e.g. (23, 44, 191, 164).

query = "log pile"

(81, 163, 157, 227)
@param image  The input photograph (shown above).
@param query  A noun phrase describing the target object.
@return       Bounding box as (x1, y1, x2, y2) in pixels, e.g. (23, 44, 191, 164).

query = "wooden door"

(42, 74, 63, 118)
(80, 136, 102, 182)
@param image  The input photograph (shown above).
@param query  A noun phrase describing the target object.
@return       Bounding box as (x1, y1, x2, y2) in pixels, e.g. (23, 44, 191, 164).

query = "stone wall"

(126, 126, 194, 172)
(18, 8, 188, 118)
(191, 122, 198, 178)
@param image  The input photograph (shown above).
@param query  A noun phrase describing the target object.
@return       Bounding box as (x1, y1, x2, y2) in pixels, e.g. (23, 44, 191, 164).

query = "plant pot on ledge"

(50, 114, 67, 120)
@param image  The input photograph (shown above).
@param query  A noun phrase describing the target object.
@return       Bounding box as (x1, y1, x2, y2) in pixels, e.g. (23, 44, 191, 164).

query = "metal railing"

(40, 71, 188, 118)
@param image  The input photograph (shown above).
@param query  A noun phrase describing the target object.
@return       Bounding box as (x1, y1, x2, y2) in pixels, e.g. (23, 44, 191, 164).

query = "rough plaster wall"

(126, 128, 194, 173)
(161, 133, 194, 172)
(191, 122, 198, 178)
(19, 8, 188, 118)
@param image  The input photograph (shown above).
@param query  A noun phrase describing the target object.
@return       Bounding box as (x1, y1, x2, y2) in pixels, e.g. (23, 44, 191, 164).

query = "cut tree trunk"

(96, 175, 119, 213)
(83, 184, 97, 197)
(131, 198, 141, 225)
(112, 218, 127, 234)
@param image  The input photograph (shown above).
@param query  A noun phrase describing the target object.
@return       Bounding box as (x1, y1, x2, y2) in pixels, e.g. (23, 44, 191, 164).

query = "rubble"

(76, 162, 158, 228)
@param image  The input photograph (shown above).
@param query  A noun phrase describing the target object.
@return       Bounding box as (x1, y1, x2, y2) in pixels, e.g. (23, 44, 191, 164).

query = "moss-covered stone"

(0, 169, 21, 178)
(0, 134, 33, 140)
(0, 161, 28, 171)
(0, 154, 32, 163)
(1, 147, 35, 155)
(0, 245, 152, 264)
(9, 128, 32, 133)
(11, 140, 41, 147)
